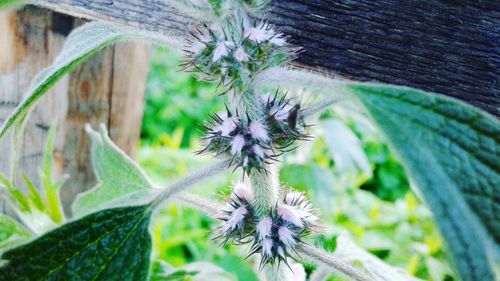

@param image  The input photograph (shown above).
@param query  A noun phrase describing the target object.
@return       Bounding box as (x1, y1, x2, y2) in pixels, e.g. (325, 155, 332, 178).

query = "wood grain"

(0, 7, 150, 213)
(34, 0, 499, 116)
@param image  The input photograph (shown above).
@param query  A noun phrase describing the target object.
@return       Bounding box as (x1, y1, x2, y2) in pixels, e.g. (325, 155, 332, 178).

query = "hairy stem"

(235, 88, 265, 120)
(250, 167, 278, 217)
(151, 159, 231, 208)
(302, 96, 343, 118)
(310, 266, 331, 281)
(264, 264, 293, 281)
(297, 243, 373, 281)
(174, 193, 221, 217)
(231, 87, 277, 218)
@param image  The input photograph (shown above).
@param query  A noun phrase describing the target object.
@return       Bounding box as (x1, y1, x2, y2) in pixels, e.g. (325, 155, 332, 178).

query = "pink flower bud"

(253, 145, 265, 159)
(215, 115, 238, 137)
(213, 41, 234, 62)
(231, 181, 253, 201)
(261, 238, 273, 258)
(231, 135, 245, 156)
(278, 226, 296, 248)
(277, 204, 303, 228)
(234, 46, 249, 62)
(249, 120, 269, 142)
(257, 217, 273, 241)
(223, 206, 248, 233)
(244, 25, 271, 43)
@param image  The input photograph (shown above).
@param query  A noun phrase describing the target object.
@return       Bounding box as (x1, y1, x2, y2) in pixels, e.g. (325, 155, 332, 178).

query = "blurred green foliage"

(140, 47, 456, 281)
(141, 48, 221, 148)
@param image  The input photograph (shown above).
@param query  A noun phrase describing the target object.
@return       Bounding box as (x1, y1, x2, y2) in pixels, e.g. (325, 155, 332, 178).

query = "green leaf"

(0, 173, 30, 212)
(349, 83, 499, 281)
(0, 205, 153, 280)
(0, 174, 59, 235)
(72, 125, 155, 218)
(21, 175, 46, 212)
(0, 22, 172, 142)
(280, 163, 338, 213)
(0, 214, 31, 253)
(40, 121, 66, 224)
(321, 119, 372, 177)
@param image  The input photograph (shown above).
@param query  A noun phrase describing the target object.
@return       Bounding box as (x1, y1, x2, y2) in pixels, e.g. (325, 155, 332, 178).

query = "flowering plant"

(0, 0, 497, 281)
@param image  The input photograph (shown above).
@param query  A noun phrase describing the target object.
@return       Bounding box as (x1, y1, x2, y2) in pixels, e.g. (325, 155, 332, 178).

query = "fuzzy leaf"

(0, 205, 152, 280)
(321, 119, 372, 177)
(72, 125, 155, 218)
(350, 83, 499, 281)
(0, 214, 31, 253)
(0, 22, 174, 141)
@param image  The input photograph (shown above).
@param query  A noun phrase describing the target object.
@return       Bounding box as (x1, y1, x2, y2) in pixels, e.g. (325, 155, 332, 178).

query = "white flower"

(258, 92, 273, 105)
(231, 181, 253, 201)
(213, 41, 234, 62)
(270, 34, 287, 46)
(231, 135, 245, 156)
(188, 40, 206, 55)
(303, 213, 319, 225)
(234, 46, 249, 62)
(277, 204, 310, 228)
(285, 191, 305, 206)
(244, 23, 272, 43)
(215, 115, 238, 137)
(278, 226, 296, 248)
(222, 206, 247, 233)
(284, 192, 318, 225)
(249, 120, 269, 142)
(277, 246, 286, 258)
(270, 104, 293, 122)
(199, 33, 211, 43)
(291, 263, 306, 281)
(253, 145, 265, 159)
(257, 217, 273, 241)
(188, 30, 211, 55)
(277, 204, 303, 227)
(221, 202, 235, 213)
(261, 238, 274, 258)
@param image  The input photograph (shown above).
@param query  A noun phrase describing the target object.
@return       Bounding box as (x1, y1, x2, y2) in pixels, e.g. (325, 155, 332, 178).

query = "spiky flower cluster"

(217, 183, 318, 267)
(199, 93, 307, 173)
(217, 182, 256, 244)
(183, 21, 297, 91)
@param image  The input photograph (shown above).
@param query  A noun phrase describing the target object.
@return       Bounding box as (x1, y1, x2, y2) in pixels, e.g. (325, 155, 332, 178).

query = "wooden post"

(0, 6, 151, 213)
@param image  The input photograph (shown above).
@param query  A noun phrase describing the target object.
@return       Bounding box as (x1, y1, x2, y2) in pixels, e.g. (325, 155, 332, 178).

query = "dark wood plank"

(268, 0, 499, 115)
(34, 0, 500, 116)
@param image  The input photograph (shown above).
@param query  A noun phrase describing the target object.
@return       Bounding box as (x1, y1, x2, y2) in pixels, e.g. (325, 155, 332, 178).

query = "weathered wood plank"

(0, 7, 70, 214)
(0, 6, 150, 213)
(34, 0, 499, 116)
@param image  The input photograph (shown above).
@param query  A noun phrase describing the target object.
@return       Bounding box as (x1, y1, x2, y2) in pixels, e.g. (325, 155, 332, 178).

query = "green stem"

(250, 168, 277, 217)
(264, 263, 292, 281)
(232, 87, 277, 218)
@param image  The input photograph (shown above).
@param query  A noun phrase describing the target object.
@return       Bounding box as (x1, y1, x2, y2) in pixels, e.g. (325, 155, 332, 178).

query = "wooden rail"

(34, 0, 500, 116)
